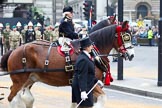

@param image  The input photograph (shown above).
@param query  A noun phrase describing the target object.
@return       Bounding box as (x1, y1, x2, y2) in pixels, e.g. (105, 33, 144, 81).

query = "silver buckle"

(22, 58, 26, 63)
(45, 60, 49, 65)
(65, 65, 74, 72)
(65, 56, 70, 62)
(69, 79, 73, 84)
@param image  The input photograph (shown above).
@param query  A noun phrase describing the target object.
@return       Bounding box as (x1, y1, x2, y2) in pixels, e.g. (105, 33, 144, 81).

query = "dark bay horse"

(1, 21, 134, 108)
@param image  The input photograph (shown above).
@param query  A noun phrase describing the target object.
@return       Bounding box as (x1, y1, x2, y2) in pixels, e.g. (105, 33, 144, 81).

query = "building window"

(137, 5, 148, 19)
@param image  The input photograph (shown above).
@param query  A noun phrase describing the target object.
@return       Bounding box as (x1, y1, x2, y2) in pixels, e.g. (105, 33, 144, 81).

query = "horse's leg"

(21, 73, 40, 108)
(8, 74, 33, 102)
(9, 89, 26, 108)
(93, 85, 107, 108)
(20, 87, 34, 108)
(10, 73, 39, 108)
(8, 82, 23, 102)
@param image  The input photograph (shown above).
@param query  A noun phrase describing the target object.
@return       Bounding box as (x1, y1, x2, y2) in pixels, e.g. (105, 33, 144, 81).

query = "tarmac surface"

(108, 46, 162, 99)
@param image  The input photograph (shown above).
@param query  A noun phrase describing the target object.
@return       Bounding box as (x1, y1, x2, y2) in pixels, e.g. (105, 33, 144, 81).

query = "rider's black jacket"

(59, 16, 79, 40)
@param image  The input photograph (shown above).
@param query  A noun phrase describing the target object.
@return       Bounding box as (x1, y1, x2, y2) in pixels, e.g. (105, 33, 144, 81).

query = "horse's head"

(113, 21, 135, 61)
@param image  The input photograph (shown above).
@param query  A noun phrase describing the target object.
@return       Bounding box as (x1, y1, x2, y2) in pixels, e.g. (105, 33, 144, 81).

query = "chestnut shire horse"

(1, 21, 134, 108)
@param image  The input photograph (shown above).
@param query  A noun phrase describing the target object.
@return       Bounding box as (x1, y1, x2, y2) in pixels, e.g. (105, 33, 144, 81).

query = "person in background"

(16, 21, 22, 34)
(2, 23, 11, 54)
(21, 24, 28, 44)
(0, 23, 3, 55)
(25, 21, 36, 43)
(9, 25, 22, 50)
(43, 25, 50, 41)
(147, 27, 153, 46)
(37, 22, 44, 37)
(152, 26, 158, 46)
(16, 21, 22, 46)
(34, 25, 42, 40)
(52, 23, 59, 42)
(48, 25, 57, 42)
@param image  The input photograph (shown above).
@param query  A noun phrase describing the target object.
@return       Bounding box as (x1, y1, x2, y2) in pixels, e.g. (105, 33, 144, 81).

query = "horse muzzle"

(127, 53, 134, 61)
(122, 51, 134, 61)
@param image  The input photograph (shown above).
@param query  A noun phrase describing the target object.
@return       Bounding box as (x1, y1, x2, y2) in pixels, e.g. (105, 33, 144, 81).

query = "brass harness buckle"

(65, 65, 74, 72)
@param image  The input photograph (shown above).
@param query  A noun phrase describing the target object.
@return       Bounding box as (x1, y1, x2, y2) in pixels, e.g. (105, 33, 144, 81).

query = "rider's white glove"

(98, 80, 104, 88)
(81, 91, 88, 100)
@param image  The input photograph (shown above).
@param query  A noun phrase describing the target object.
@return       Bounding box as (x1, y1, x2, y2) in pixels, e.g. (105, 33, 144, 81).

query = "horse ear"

(122, 21, 129, 30)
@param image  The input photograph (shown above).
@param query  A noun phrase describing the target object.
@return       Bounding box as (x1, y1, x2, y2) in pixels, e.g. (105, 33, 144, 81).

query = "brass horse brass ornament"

(121, 33, 131, 43)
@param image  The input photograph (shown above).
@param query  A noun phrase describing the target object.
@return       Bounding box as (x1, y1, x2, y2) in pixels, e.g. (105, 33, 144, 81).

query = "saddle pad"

(57, 45, 74, 57)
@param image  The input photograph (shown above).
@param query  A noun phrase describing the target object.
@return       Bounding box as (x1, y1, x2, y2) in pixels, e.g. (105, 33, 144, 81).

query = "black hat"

(63, 6, 73, 13)
(80, 37, 93, 49)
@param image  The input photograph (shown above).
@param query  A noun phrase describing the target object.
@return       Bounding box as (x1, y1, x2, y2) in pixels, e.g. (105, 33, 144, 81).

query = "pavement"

(106, 46, 162, 99)
(107, 77, 162, 99)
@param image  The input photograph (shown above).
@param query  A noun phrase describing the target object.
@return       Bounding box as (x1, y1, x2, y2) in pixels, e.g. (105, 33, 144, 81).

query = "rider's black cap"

(63, 6, 73, 13)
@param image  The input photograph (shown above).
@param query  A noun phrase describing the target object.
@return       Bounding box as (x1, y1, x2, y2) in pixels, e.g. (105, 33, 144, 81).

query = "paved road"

(110, 46, 158, 80)
(1, 77, 162, 108)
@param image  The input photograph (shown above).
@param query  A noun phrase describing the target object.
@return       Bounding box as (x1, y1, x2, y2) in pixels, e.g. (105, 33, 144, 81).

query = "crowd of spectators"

(131, 25, 159, 46)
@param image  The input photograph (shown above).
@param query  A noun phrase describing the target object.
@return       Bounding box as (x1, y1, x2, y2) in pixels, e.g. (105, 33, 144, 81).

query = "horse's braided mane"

(89, 24, 117, 50)
(89, 19, 110, 33)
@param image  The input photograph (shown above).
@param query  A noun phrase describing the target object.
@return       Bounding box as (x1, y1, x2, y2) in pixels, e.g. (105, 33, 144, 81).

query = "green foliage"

(27, 6, 45, 25)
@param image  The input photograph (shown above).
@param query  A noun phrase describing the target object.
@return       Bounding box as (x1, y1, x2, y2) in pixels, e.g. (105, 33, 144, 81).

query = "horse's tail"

(1, 50, 13, 71)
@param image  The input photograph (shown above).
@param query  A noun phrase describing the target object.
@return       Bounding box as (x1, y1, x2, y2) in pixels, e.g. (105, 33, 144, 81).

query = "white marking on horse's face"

(124, 43, 135, 61)
(10, 88, 34, 108)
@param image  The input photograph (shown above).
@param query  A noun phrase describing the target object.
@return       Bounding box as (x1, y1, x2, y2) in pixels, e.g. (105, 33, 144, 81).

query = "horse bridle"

(115, 24, 133, 54)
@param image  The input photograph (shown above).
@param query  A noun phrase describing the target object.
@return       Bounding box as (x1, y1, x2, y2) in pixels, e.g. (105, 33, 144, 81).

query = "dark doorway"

(13, 5, 29, 18)
(137, 5, 148, 19)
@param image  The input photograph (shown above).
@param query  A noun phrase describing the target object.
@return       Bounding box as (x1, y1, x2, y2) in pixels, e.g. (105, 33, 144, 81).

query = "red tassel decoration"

(109, 73, 113, 82)
(105, 63, 113, 85)
(105, 72, 110, 86)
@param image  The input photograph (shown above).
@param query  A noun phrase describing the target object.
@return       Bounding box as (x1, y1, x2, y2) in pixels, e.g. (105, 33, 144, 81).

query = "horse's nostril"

(129, 54, 134, 61)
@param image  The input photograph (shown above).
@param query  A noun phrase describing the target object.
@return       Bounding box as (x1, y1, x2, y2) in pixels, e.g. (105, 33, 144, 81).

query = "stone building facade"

(0, 0, 64, 24)
(68, 0, 159, 25)
(123, 0, 159, 22)
(0, 0, 160, 25)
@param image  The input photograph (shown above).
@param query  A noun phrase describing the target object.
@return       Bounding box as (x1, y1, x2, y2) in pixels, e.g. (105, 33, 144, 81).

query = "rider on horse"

(58, 6, 82, 51)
